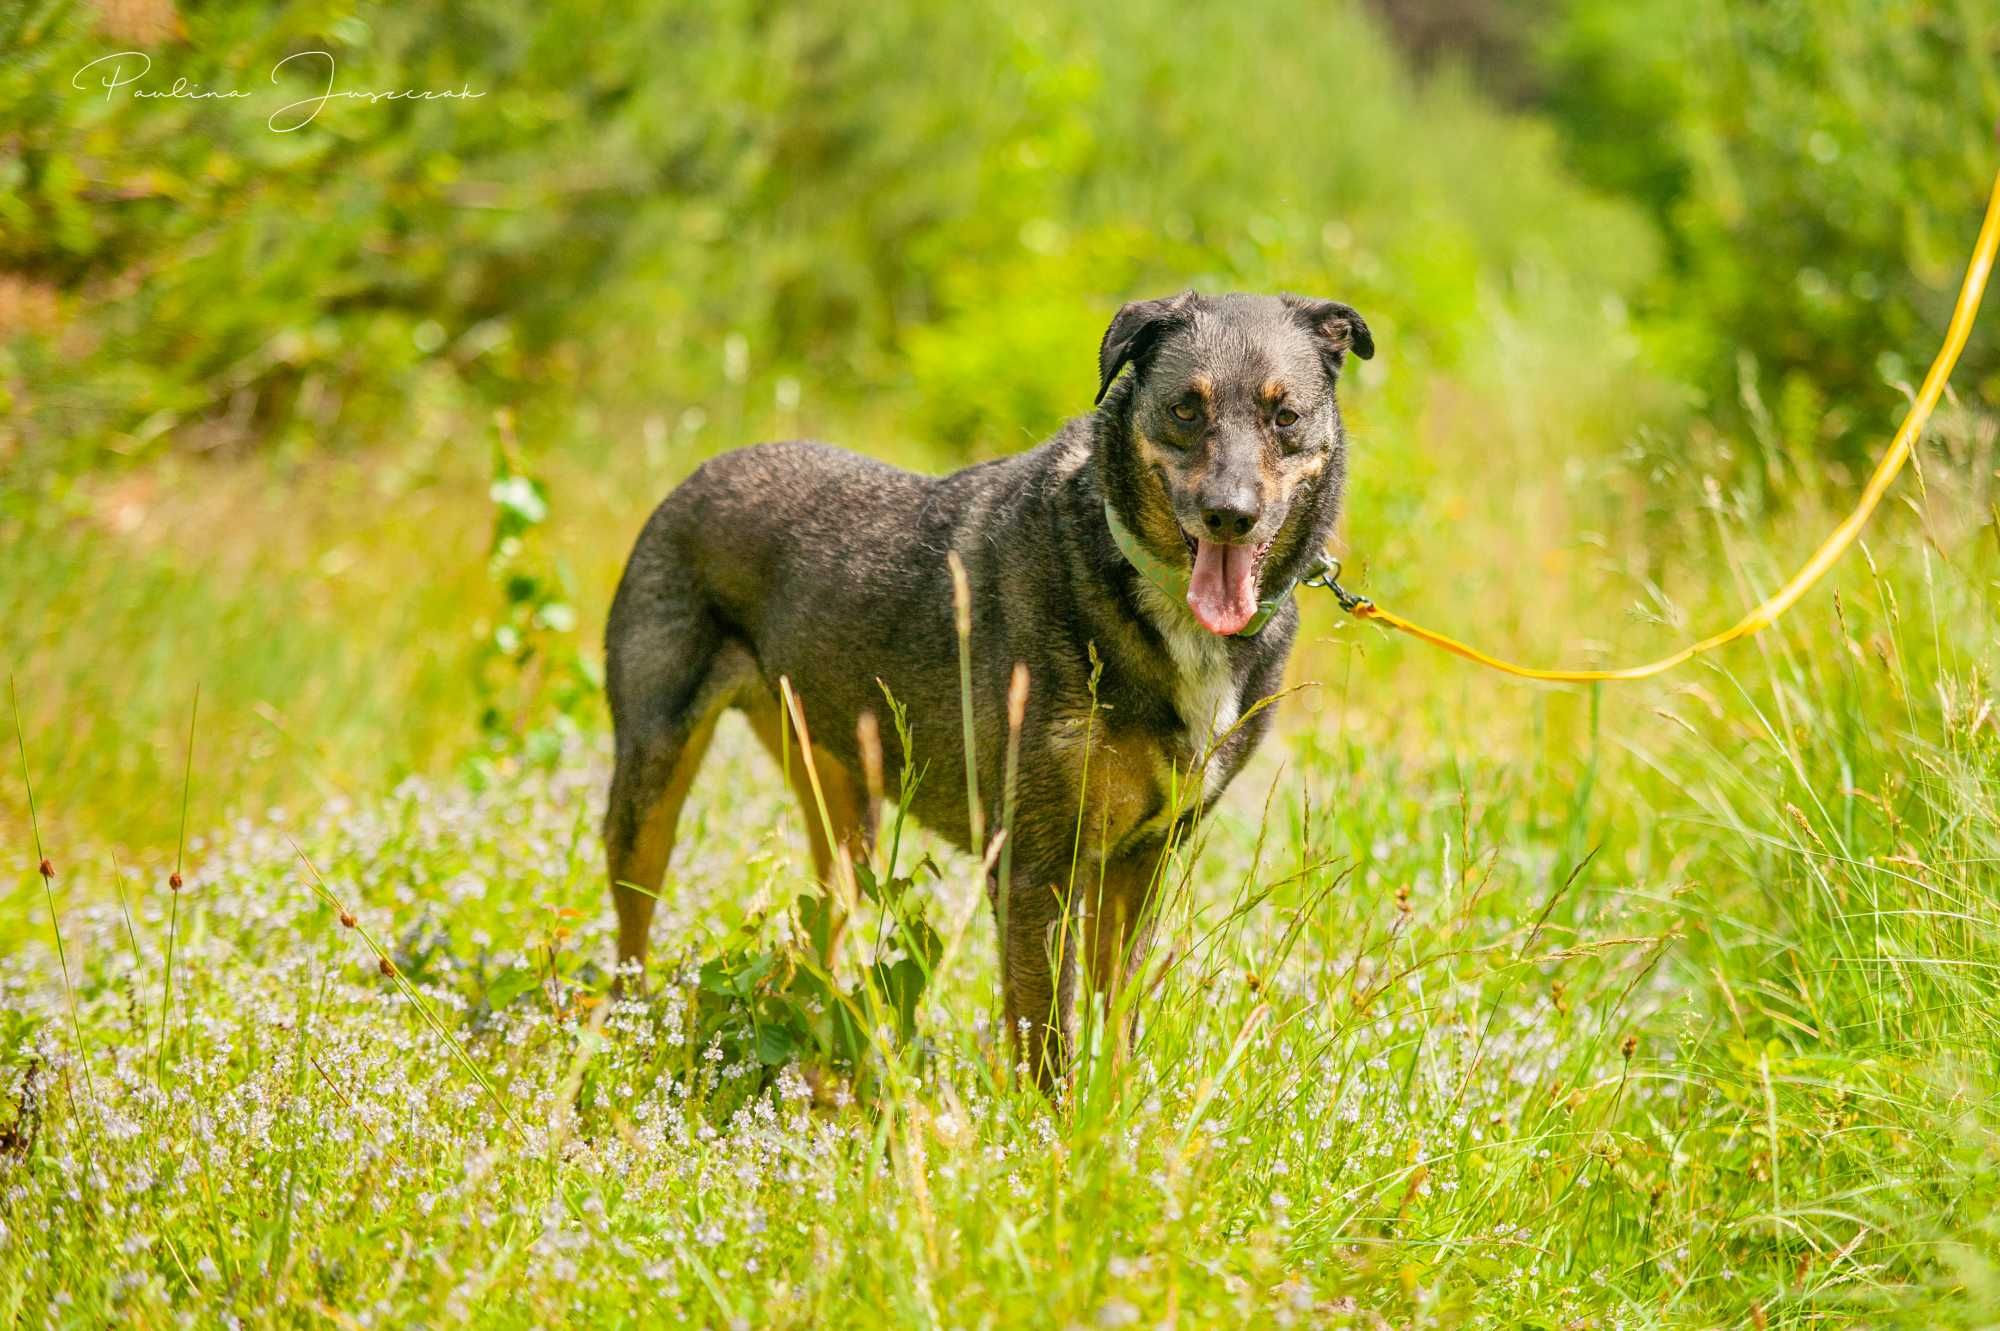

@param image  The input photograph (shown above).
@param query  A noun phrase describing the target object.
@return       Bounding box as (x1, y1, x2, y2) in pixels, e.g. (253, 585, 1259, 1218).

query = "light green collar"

(1104, 501, 1323, 638)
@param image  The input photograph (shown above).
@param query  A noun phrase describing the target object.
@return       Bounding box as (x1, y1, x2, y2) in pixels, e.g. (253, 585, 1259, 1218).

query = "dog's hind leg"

(606, 711, 719, 973)
(743, 693, 877, 964)
(604, 582, 750, 979)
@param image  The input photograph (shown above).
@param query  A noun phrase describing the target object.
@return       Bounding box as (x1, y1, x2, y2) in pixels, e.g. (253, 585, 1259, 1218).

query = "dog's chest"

(1133, 580, 1242, 790)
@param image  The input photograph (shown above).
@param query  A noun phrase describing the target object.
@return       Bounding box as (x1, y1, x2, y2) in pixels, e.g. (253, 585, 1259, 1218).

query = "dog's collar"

(1103, 500, 1325, 638)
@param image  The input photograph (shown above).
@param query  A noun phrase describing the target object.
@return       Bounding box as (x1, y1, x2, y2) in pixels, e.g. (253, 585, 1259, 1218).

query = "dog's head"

(1094, 290, 1373, 636)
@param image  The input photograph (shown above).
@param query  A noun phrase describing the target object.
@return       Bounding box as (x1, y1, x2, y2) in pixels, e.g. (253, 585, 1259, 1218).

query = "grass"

(2, 182, 1996, 1319)
(5, 388, 2000, 1326)
(9, 0, 1995, 1318)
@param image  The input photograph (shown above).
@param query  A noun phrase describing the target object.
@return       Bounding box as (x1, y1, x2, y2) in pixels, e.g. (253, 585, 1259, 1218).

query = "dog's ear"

(1282, 294, 1374, 370)
(1096, 291, 1195, 405)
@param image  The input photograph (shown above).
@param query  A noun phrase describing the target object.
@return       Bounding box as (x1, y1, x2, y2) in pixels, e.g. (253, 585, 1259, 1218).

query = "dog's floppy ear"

(1282, 294, 1374, 370)
(1096, 291, 1195, 405)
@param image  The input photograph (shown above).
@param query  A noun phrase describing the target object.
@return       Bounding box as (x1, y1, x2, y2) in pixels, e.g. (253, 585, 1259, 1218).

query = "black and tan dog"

(604, 291, 1372, 1088)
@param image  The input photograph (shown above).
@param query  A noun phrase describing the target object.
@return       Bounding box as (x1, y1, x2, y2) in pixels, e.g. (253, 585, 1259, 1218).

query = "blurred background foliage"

(4, 0, 1665, 468)
(0, 0, 1995, 838)
(2, 0, 1990, 474)
(1395, 0, 2000, 456)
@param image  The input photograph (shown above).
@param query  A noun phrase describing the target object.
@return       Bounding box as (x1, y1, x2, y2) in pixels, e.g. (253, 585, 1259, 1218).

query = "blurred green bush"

(1540, 0, 2000, 454)
(0, 0, 1654, 472)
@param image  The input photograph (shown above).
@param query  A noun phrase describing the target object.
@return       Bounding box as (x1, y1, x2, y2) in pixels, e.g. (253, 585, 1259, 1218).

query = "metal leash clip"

(1303, 555, 1374, 617)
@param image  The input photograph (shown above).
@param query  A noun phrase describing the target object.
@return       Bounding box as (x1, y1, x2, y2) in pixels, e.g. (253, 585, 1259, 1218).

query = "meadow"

(6, 1, 2000, 1326)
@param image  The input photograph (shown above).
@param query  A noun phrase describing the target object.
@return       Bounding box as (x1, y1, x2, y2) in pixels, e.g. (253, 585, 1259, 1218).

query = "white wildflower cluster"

(0, 720, 1696, 1326)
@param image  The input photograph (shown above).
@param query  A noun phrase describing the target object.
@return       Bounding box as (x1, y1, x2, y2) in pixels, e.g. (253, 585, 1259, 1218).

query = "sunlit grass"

(5, 399, 2000, 1324)
(6, 312, 2000, 1328)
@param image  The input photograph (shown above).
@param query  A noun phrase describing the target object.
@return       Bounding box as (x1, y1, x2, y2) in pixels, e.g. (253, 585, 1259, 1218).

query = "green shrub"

(1, 0, 1656, 472)
(1541, 0, 2000, 455)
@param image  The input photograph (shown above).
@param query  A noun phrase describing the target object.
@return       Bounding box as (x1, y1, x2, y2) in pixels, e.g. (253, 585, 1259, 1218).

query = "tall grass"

(4, 400, 2000, 1323)
(3, 4, 1995, 1315)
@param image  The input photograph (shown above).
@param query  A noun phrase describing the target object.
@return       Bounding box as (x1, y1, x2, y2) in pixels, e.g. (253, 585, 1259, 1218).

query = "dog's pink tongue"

(1187, 539, 1259, 635)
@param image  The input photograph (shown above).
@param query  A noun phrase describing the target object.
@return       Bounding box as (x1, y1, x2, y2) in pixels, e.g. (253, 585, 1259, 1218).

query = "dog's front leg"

(999, 876, 1080, 1094)
(1083, 843, 1169, 1068)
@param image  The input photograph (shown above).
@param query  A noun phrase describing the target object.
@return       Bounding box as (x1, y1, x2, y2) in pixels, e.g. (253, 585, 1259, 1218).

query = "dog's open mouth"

(1184, 534, 1269, 636)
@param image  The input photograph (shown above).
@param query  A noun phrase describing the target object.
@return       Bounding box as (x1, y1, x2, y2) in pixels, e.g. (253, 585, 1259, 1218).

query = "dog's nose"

(1199, 501, 1259, 541)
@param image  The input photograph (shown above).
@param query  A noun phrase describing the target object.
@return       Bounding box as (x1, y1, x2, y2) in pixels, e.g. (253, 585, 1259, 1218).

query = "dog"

(604, 290, 1372, 1088)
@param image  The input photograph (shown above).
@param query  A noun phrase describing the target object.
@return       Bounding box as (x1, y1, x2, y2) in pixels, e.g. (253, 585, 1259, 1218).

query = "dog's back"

(606, 439, 1066, 837)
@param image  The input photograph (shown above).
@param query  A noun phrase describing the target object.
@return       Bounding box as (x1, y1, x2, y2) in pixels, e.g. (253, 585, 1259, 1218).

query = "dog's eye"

(1170, 400, 1199, 423)
(1274, 408, 1300, 429)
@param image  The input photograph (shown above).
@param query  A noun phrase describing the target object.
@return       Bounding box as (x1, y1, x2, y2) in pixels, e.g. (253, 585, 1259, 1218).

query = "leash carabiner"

(1303, 556, 1374, 618)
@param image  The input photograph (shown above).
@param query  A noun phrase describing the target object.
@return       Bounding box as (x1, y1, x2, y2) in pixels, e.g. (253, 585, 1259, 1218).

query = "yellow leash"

(1318, 168, 2000, 683)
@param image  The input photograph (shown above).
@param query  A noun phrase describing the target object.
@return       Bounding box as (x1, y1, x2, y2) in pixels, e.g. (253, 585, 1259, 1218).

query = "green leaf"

(481, 965, 540, 1011)
(898, 917, 944, 971)
(753, 1021, 798, 1066)
(796, 891, 833, 958)
(870, 957, 927, 1041)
